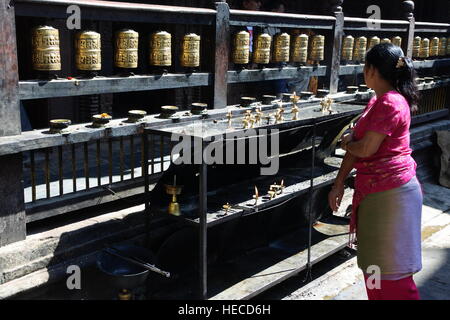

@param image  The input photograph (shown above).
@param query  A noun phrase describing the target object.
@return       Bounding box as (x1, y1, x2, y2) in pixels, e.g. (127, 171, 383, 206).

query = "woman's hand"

(340, 132, 354, 151)
(328, 184, 345, 212)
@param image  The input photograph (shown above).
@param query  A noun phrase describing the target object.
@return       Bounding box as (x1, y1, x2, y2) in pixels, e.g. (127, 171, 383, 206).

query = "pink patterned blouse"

(349, 90, 417, 240)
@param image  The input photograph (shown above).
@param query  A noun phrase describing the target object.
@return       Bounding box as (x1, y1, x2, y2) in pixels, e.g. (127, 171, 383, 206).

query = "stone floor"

(256, 180, 450, 300)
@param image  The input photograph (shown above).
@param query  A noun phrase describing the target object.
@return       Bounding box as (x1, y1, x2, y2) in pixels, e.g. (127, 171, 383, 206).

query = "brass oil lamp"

(181, 33, 200, 72)
(75, 30, 101, 78)
(353, 36, 367, 64)
(310, 35, 325, 65)
(149, 31, 172, 74)
(253, 33, 272, 66)
(232, 30, 250, 69)
(114, 29, 139, 76)
(292, 34, 309, 66)
(165, 176, 183, 216)
(32, 25, 61, 79)
(341, 35, 354, 64)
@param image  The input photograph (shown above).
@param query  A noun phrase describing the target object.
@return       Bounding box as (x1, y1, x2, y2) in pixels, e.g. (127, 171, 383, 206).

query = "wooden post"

(325, 0, 344, 94)
(0, 0, 26, 246)
(402, 1, 415, 59)
(213, 1, 230, 109)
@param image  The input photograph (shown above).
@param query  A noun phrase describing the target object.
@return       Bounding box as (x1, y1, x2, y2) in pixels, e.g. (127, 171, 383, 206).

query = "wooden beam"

(227, 66, 327, 84)
(0, 0, 26, 246)
(213, 1, 230, 109)
(329, 12, 344, 94)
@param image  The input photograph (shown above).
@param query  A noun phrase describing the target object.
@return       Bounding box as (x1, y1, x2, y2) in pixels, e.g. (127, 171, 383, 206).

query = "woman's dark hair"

(365, 43, 420, 111)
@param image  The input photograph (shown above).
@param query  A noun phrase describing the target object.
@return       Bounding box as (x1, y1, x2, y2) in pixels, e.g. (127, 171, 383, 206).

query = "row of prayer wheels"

(341, 36, 404, 63)
(232, 31, 325, 65)
(31, 26, 201, 73)
(412, 36, 450, 59)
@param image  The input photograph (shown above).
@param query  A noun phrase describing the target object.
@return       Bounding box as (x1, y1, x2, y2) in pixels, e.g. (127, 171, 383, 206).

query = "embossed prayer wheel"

(75, 31, 101, 73)
(232, 30, 250, 65)
(447, 37, 450, 56)
(273, 33, 290, 64)
(341, 35, 354, 62)
(292, 34, 309, 64)
(253, 33, 272, 65)
(149, 31, 172, 67)
(419, 38, 430, 59)
(115, 29, 139, 69)
(430, 37, 440, 57)
(391, 36, 402, 48)
(32, 26, 61, 72)
(353, 36, 367, 63)
(412, 36, 421, 58)
(381, 38, 391, 44)
(368, 36, 380, 50)
(181, 33, 200, 68)
(438, 37, 447, 57)
(310, 35, 325, 62)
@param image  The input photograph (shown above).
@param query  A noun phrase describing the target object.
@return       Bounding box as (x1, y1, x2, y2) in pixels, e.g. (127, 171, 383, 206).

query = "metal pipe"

(30, 150, 36, 201)
(84, 142, 90, 190)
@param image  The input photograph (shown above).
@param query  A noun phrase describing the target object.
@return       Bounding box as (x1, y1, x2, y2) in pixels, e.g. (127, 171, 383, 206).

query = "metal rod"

(120, 136, 124, 182)
(199, 149, 208, 300)
(58, 146, 63, 196)
(72, 144, 77, 192)
(84, 142, 90, 190)
(305, 120, 316, 282)
(103, 247, 170, 278)
(143, 130, 150, 247)
(150, 134, 155, 175)
(30, 150, 36, 201)
(108, 138, 113, 185)
(160, 135, 164, 173)
(141, 134, 145, 177)
(130, 135, 135, 179)
(96, 140, 101, 187)
(45, 148, 50, 198)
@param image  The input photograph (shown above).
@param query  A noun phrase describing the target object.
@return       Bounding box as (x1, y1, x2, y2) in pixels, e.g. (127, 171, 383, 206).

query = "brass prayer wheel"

(438, 37, 447, 57)
(381, 38, 391, 44)
(447, 37, 450, 56)
(419, 38, 430, 59)
(341, 35, 354, 61)
(181, 33, 200, 68)
(75, 31, 101, 71)
(292, 34, 309, 64)
(430, 37, 440, 57)
(253, 33, 272, 64)
(232, 30, 250, 65)
(114, 29, 139, 69)
(149, 31, 172, 66)
(273, 33, 290, 63)
(368, 36, 380, 50)
(32, 26, 61, 71)
(353, 36, 367, 62)
(391, 36, 402, 48)
(310, 35, 325, 62)
(412, 36, 421, 58)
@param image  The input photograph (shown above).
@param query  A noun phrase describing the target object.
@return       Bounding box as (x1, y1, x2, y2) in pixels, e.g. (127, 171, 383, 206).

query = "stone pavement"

(259, 180, 450, 300)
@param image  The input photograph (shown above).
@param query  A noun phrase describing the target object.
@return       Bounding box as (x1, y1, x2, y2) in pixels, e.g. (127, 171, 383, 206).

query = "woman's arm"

(328, 151, 358, 212)
(344, 130, 387, 158)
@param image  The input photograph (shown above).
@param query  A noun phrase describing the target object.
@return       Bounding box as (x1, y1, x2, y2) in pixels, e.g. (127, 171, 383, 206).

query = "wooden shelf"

(19, 73, 212, 100)
(227, 66, 327, 84)
(413, 58, 450, 69)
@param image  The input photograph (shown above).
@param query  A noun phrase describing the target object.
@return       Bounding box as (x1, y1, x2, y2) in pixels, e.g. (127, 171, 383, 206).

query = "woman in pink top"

(328, 43, 422, 300)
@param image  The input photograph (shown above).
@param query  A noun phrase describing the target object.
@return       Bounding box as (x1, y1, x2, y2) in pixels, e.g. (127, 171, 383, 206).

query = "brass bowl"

(262, 95, 277, 105)
(160, 105, 179, 118)
(358, 84, 369, 92)
(300, 91, 314, 100)
(92, 114, 112, 126)
(49, 119, 71, 130)
(346, 86, 358, 94)
(316, 89, 330, 98)
(281, 93, 292, 103)
(241, 97, 256, 108)
(190, 103, 207, 115)
(128, 110, 147, 122)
